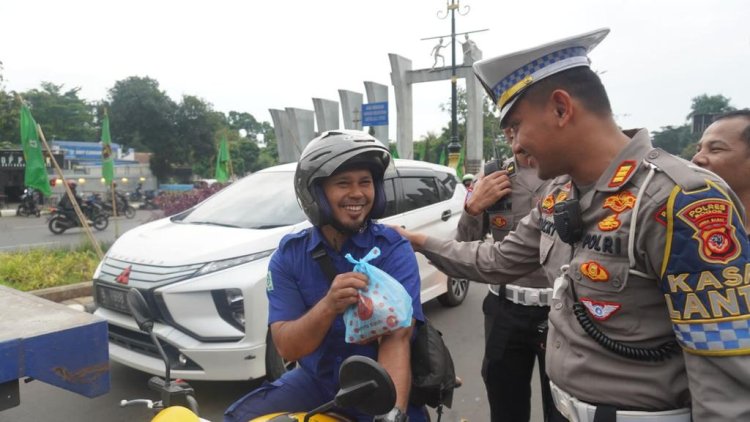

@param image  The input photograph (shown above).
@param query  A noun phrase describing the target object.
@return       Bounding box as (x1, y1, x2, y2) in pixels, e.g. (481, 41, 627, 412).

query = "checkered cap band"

(492, 46, 588, 104)
(673, 319, 750, 352)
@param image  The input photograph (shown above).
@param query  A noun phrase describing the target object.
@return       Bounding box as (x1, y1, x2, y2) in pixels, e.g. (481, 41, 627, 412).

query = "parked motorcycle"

(121, 288, 397, 422)
(48, 199, 109, 234)
(97, 192, 136, 219)
(138, 190, 160, 210)
(16, 188, 41, 217)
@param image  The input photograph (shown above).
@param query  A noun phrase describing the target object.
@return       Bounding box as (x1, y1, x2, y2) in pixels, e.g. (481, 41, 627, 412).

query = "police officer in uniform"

(457, 150, 558, 421)
(396, 28, 750, 421)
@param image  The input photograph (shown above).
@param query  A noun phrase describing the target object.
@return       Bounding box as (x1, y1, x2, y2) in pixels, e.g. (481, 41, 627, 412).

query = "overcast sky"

(1, 0, 748, 142)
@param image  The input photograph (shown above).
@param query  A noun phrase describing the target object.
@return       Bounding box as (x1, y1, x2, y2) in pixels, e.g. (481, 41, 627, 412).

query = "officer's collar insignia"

(541, 193, 555, 214)
(563, 181, 572, 191)
(580, 297, 621, 321)
(505, 161, 517, 176)
(491, 215, 508, 229)
(580, 261, 609, 282)
(677, 198, 741, 264)
(603, 190, 636, 213)
(556, 190, 568, 203)
(607, 160, 637, 188)
(654, 205, 667, 226)
(598, 214, 621, 231)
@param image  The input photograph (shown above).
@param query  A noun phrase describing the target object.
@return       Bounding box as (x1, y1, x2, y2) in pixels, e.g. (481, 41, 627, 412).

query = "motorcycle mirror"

(335, 356, 396, 416)
(126, 289, 155, 333)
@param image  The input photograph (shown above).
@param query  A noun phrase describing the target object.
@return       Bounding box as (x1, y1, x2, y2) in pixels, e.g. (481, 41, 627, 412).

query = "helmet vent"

(309, 151, 331, 162)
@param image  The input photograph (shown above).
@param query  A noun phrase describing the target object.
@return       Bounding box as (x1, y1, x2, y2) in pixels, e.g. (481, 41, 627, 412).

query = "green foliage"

(686, 94, 735, 120)
(22, 82, 97, 140)
(652, 125, 695, 156)
(0, 245, 103, 291)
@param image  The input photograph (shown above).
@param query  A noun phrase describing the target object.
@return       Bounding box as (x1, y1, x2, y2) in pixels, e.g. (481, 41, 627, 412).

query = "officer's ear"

(549, 89, 573, 127)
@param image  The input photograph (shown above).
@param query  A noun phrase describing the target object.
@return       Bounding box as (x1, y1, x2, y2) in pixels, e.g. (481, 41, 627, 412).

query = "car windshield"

(177, 170, 306, 229)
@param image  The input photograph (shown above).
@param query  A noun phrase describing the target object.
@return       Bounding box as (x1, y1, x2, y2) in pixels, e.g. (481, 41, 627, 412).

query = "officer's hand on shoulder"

(324, 272, 369, 314)
(465, 171, 511, 216)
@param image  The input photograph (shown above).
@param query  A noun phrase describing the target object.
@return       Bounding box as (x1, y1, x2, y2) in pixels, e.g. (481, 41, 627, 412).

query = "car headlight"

(194, 249, 275, 277)
(212, 288, 245, 330)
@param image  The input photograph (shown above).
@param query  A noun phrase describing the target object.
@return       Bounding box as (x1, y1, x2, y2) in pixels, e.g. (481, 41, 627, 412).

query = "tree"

(0, 61, 20, 146)
(18, 82, 96, 141)
(108, 76, 178, 180)
(686, 94, 735, 120)
(652, 125, 694, 156)
(175, 95, 224, 176)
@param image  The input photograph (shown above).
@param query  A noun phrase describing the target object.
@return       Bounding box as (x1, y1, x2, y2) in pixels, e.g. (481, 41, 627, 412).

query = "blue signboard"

(361, 102, 388, 126)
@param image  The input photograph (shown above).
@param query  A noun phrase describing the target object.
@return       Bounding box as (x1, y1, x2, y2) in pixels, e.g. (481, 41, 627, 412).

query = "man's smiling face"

(322, 168, 375, 231)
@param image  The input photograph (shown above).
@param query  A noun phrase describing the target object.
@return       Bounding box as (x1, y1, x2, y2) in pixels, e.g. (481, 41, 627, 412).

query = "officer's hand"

(323, 272, 369, 314)
(465, 171, 511, 216)
(389, 225, 427, 250)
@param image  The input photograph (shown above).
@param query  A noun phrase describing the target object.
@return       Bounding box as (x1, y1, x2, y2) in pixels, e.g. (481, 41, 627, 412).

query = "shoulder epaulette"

(644, 148, 708, 191)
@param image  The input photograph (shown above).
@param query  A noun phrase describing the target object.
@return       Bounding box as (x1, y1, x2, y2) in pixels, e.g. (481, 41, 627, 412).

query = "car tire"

(438, 277, 470, 307)
(264, 329, 296, 381)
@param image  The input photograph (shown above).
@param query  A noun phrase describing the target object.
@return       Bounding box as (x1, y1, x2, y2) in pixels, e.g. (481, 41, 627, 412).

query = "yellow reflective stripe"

(660, 185, 682, 278)
(498, 75, 533, 109)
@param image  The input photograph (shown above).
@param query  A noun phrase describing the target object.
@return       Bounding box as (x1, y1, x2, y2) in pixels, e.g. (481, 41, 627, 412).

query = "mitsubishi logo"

(115, 265, 132, 285)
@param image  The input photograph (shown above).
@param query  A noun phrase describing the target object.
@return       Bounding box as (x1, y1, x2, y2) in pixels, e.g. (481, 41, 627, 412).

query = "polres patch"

(266, 271, 274, 292)
(677, 198, 741, 264)
(580, 297, 621, 321)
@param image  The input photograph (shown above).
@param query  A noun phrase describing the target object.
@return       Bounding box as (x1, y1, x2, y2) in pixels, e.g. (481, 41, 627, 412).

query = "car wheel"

(438, 277, 470, 307)
(264, 329, 296, 381)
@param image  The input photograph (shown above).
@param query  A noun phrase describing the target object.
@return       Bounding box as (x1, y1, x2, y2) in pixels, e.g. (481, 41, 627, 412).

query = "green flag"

(101, 110, 114, 186)
(215, 136, 230, 183)
(438, 147, 446, 166)
(389, 143, 399, 159)
(19, 105, 52, 197)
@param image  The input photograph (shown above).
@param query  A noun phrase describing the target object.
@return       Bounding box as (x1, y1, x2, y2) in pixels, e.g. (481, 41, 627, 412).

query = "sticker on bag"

(343, 247, 414, 344)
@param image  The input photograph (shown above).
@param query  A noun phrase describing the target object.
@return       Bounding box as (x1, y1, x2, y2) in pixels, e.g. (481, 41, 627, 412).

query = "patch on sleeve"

(654, 205, 667, 226)
(661, 181, 750, 355)
(491, 215, 508, 229)
(266, 271, 274, 292)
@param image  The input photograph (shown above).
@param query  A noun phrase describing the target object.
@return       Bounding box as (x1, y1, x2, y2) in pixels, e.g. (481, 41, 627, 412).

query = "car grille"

(108, 324, 201, 370)
(98, 256, 204, 285)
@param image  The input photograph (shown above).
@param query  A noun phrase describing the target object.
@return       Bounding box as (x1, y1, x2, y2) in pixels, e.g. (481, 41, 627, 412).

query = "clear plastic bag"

(343, 247, 414, 344)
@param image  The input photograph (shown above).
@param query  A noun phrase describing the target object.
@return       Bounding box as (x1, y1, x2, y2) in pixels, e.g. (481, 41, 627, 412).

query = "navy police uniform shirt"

(267, 222, 424, 395)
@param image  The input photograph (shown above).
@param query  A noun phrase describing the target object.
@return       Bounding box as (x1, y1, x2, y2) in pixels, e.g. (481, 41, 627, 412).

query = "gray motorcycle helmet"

(295, 130, 391, 227)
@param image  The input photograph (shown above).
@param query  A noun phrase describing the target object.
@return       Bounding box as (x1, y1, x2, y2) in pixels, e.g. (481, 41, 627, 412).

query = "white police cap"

(473, 28, 610, 124)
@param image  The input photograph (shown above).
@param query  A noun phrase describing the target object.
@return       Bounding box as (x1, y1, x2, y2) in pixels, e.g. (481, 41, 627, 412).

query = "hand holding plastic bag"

(343, 247, 414, 344)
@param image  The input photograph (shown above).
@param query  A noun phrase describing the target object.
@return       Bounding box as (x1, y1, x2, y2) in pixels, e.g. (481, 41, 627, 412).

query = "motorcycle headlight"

(194, 249, 275, 277)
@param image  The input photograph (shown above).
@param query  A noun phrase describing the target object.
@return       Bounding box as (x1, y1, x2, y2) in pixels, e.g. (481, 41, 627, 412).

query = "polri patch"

(603, 190, 636, 213)
(677, 198, 741, 264)
(580, 297, 621, 321)
(608, 160, 637, 188)
(580, 261, 609, 282)
(598, 214, 621, 231)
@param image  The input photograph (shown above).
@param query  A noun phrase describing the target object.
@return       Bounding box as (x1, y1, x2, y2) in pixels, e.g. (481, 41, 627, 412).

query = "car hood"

(105, 217, 310, 266)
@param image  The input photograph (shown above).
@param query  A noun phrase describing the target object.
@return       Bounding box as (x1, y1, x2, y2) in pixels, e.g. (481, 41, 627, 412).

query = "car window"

(434, 171, 457, 200)
(382, 178, 398, 218)
(401, 176, 441, 213)
(178, 170, 306, 229)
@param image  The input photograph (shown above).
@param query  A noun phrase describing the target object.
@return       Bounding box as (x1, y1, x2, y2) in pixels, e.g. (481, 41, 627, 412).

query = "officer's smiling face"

(503, 98, 564, 180)
(692, 117, 750, 197)
(322, 168, 375, 231)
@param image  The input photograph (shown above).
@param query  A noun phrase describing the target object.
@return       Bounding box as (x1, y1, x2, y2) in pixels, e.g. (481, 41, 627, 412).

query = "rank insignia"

(505, 162, 516, 176)
(598, 214, 621, 231)
(580, 297, 621, 321)
(542, 194, 555, 214)
(556, 190, 568, 203)
(677, 198, 741, 264)
(491, 215, 508, 229)
(603, 190, 636, 213)
(608, 160, 637, 188)
(580, 261, 609, 282)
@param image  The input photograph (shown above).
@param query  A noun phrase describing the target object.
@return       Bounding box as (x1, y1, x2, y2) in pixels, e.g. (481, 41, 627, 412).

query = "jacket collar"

(594, 128, 653, 193)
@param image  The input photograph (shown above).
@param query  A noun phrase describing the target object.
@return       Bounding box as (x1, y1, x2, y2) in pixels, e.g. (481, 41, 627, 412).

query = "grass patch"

(0, 242, 110, 291)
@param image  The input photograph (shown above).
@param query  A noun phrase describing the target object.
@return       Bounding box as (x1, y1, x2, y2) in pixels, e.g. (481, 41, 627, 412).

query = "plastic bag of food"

(343, 247, 413, 344)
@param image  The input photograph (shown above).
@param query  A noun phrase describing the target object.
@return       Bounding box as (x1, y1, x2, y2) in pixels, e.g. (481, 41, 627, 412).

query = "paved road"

(0, 209, 164, 252)
(3, 286, 544, 421)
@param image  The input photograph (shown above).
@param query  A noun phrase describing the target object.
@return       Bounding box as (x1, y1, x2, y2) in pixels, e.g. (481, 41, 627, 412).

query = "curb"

(31, 281, 93, 303)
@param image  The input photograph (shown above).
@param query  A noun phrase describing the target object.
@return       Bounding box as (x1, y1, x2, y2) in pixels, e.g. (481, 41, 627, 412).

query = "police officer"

(457, 147, 558, 421)
(224, 130, 426, 422)
(396, 28, 750, 421)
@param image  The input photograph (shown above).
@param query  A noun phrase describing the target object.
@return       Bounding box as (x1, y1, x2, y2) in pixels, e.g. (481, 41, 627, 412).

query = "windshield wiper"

(188, 221, 242, 228)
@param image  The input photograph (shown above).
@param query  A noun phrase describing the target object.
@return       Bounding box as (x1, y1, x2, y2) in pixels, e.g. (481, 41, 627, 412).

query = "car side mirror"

(335, 355, 396, 416)
(126, 289, 154, 333)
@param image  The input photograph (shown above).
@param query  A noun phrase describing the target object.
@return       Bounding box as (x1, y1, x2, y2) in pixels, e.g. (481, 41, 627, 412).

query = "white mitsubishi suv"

(92, 159, 468, 381)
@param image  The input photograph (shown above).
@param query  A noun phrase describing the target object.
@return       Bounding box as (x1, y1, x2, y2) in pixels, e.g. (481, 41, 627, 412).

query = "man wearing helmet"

(224, 130, 426, 422)
(57, 181, 83, 222)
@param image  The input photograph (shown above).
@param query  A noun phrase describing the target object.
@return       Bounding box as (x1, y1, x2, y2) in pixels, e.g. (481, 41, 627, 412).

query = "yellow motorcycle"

(121, 289, 396, 422)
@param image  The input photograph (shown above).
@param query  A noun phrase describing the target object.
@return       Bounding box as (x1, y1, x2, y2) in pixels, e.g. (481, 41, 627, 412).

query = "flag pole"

(36, 123, 103, 259)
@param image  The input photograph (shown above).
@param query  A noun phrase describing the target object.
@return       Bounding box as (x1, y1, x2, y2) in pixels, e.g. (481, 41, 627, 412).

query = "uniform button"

(554, 302, 563, 310)
(555, 341, 561, 349)
(648, 150, 660, 159)
(612, 279, 622, 288)
(574, 271, 582, 281)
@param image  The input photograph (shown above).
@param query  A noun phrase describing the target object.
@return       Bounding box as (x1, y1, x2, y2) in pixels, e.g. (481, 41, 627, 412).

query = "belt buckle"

(527, 289, 540, 306)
